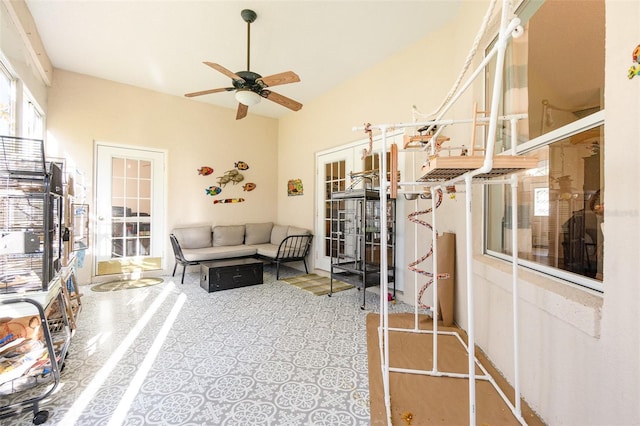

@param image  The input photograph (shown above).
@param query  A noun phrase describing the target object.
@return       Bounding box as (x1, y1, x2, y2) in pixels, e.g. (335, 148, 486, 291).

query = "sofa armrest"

(170, 234, 188, 262)
(275, 234, 313, 261)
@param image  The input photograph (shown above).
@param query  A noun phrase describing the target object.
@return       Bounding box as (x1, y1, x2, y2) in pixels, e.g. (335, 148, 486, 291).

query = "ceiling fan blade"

(184, 87, 233, 98)
(204, 62, 245, 82)
(257, 71, 300, 88)
(264, 91, 303, 111)
(236, 103, 248, 120)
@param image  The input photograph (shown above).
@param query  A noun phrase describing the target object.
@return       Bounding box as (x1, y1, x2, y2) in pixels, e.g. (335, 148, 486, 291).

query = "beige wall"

(45, 70, 279, 282)
(276, 1, 639, 425)
(276, 1, 485, 277)
(597, 0, 640, 422)
(3, 0, 639, 424)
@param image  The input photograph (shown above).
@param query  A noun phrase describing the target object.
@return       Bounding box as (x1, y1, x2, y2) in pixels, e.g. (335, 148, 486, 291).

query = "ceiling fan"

(185, 9, 303, 120)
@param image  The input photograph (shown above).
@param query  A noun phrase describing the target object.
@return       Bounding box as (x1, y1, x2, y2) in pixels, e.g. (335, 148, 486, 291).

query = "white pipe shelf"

(354, 0, 532, 424)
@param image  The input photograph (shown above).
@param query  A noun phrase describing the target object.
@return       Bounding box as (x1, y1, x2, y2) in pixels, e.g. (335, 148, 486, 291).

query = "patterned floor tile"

(2, 265, 414, 425)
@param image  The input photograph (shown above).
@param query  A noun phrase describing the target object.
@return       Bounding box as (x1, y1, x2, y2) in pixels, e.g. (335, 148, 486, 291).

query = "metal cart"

(0, 296, 70, 424)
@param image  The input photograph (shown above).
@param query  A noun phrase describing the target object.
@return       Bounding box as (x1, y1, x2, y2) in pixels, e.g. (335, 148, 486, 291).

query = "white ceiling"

(25, 1, 462, 119)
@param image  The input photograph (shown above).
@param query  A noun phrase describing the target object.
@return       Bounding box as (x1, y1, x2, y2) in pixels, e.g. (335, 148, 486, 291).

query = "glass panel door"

(110, 157, 152, 258)
(314, 133, 402, 272)
(314, 148, 354, 271)
(315, 148, 355, 271)
(95, 144, 164, 276)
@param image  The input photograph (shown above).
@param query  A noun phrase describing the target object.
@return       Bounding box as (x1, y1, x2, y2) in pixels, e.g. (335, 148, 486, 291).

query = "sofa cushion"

(253, 243, 279, 259)
(172, 226, 212, 249)
(245, 222, 273, 245)
(270, 225, 289, 245)
(287, 226, 311, 236)
(182, 246, 257, 261)
(213, 225, 246, 246)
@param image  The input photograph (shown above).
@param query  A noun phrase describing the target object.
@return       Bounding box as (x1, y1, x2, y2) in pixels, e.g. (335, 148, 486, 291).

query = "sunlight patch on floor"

(108, 292, 186, 426)
(60, 282, 175, 425)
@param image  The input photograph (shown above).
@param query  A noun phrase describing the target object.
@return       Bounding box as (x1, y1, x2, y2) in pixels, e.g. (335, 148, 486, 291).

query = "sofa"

(170, 223, 313, 283)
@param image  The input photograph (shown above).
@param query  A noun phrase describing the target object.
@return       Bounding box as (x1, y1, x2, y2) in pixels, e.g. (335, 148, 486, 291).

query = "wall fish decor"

(198, 166, 214, 176)
(205, 186, 222, 196)
(213, 198, 245, 204)
(235, 161, 249, 170)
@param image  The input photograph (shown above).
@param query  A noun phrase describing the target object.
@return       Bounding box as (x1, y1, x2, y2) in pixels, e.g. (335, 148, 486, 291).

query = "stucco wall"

(594, 0, 640, 423)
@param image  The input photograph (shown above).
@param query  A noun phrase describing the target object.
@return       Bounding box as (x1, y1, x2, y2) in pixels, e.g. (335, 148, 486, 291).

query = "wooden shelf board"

(403, 134, 450, 149)
(418, 156, 538, 182)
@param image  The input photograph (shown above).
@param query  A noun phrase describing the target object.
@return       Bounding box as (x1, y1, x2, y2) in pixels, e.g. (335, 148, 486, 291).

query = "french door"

(315, 148, 355, 271)
(94, 143, 165, 276)
(315, 131, 404, 272)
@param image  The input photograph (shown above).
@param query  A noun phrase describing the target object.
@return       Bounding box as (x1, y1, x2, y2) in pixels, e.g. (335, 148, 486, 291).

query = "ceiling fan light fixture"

(235, 89, 261, 106)
(184, 8, 302, 119)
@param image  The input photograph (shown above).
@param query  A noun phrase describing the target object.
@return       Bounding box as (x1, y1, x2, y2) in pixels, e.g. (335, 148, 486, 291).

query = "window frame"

(484, 113, 605, 293)
(0, 59, 16, 136)
(22, 91, 45, 140)
(482, 0, 605, 293)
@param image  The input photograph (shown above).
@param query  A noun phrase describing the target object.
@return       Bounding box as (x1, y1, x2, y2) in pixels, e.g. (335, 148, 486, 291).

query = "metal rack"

(0, 135, 71, 424)
(329, 174, 396, 309)
(0, 296, 71, 425)
(1, 136, 63, 294)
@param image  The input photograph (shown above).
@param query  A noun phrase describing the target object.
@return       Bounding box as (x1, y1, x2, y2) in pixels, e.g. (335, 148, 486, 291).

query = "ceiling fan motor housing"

(233, 71, 265, 93)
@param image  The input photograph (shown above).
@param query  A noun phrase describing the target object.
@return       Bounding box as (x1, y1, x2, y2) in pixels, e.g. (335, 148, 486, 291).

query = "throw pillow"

(213, 225, 246, 246)
(245, 222, 274, 245)
(270, 224, 289, 245)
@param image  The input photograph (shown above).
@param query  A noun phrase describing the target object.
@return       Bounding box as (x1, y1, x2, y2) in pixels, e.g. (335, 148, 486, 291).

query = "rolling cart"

(0, 296, 70, 424)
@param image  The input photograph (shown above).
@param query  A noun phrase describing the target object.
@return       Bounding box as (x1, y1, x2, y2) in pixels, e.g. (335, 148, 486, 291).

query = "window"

(22, 97, 44, 139)
(363, 151, 392, 189)
(1, 60, 45, 140)
(533, 187, 549, 217)
(484, 0, 605, 291)
(0, 62, 15, 136)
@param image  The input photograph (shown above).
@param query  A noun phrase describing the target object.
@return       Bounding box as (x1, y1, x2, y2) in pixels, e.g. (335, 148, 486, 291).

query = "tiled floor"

(3, 265, 413, 425)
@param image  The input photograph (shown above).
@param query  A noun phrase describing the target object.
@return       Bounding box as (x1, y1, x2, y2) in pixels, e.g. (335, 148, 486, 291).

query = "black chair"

(270, 234, 313, 279)
(170, 234, 200, 284)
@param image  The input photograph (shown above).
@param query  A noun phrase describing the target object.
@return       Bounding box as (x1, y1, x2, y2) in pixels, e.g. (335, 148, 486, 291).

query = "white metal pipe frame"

(351, 0, 528, 424)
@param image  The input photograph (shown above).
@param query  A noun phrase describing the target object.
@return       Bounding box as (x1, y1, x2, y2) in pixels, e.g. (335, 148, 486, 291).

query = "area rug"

(91, 277, 164, 292)
(281, 274, 354, 296)
(367, 313, 544, 425)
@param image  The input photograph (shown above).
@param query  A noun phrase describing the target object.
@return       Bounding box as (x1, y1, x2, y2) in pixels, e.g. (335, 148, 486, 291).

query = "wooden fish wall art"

(217, 169, 244, 187)
(198, 166, 214, 176)
(235, 161, 249, 170)
(629, 44, 640, 79)
(213, 198, 245, 204)
(209, 161, 255, 206)
(242, 183, 256, 192)
(205, 186, 222, 196)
